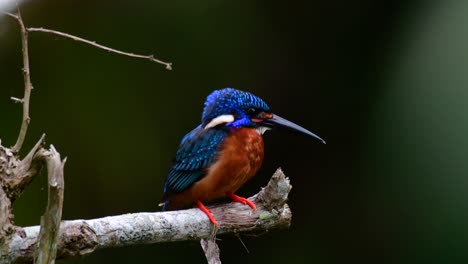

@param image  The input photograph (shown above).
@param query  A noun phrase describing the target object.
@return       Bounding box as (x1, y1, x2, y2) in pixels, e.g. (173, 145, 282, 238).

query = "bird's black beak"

(260, 114, 326, 144)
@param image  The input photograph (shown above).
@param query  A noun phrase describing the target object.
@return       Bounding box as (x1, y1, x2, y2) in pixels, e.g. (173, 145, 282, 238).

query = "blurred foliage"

(1, 0, 468, 263)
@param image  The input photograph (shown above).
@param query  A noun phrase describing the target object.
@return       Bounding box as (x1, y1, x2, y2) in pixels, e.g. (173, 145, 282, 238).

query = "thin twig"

(9, 8, 32, 154)
(10, 97, 24, 103)
(3, 11, 172, 70)
(236, 234, 250, 253)
(27, 27, 173, 70)
(3, 11, 17, 19)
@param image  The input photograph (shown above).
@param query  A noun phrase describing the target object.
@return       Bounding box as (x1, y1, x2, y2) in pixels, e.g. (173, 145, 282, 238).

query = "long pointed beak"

(261, 114, 326, 144)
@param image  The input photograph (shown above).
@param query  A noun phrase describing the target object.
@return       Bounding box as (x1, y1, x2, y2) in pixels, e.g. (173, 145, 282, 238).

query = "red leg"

(226, 192, 257, 211)
(196, 200, 219, 226)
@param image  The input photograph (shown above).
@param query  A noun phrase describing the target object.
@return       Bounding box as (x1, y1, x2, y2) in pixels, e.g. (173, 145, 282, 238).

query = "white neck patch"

(204, 114, 235, 129)
(256, 126, 271, 135)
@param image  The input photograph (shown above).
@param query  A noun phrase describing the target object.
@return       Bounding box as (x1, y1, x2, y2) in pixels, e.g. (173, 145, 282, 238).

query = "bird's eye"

(247, 108, 257, 115)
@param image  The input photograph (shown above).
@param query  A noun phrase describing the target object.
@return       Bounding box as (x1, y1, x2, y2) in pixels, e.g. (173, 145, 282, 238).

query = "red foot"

(196, 200, 219, 226)
(226, 192, 257, 211)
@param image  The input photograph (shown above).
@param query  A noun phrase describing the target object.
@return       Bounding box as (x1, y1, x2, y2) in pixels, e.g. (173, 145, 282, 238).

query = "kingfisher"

(160, 88, 325, 226)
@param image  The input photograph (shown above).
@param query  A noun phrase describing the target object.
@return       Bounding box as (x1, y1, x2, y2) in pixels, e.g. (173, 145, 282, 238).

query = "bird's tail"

(158, 200, 170, 211)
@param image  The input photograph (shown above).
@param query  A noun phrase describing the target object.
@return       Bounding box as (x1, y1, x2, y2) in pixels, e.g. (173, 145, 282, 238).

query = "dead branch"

(34, 146, 66, 264)
(201, 238, 221, 264)
(3, 169, 292, 263)
(1, 7, 172, 263)
(27, 27, 172, 70)
(5, 9, 32, 154)
(4, 11, 172, 70)
(1, 9, 68, 264)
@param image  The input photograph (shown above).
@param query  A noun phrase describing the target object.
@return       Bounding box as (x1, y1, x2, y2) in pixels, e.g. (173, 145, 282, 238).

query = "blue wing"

(162, 125, 228, 200)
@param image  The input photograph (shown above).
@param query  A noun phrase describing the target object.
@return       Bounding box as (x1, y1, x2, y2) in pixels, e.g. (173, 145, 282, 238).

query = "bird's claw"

(196, 200, 219, 226)
(226, 192, 257, 211)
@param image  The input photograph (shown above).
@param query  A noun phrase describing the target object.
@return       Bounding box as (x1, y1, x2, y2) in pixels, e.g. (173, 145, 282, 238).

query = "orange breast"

(168, 127, 264, 209)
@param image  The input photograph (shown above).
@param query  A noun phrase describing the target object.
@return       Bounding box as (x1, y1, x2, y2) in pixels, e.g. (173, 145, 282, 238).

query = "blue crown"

(201, 88, 270, 126)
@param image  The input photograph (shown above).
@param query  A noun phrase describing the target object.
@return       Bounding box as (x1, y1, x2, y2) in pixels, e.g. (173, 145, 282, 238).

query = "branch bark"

(3, 169, 292, 263)
(5, 134, 45, 201)
(0, 155, 20, 254)
(201, 238, 221, 264)
(0, 185, 14, 247)
(0, 135, 45, 249)
(34, 146, 66, 264)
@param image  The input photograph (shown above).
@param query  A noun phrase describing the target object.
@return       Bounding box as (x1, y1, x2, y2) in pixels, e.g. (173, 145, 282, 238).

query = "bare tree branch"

(201, 238, 221, 264)
(34, 146, 66, 264)
(6, 8, 33, 154)
(3, 11, 17, 19)
(10, 97, 24, 103)
(26, 27, 173, 70)
(3, 169, 292, 263)
(3, 12, 172, 70)
(3, 8, 172, 156)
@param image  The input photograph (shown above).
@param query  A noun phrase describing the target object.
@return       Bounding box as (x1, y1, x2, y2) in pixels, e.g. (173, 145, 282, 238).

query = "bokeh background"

(1, 0, 468, 263)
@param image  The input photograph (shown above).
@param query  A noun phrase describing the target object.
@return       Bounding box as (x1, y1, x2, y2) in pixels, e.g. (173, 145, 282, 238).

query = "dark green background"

(2, 0, 468, 263)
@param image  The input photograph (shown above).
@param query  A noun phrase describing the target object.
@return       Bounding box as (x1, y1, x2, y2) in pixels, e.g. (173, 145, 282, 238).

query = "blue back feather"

(162, 125, 228, 201)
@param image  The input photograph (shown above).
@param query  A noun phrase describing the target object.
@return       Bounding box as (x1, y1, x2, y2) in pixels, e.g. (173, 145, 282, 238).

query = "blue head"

(202, 88, 270, 129)
(201, 88, 325, 143)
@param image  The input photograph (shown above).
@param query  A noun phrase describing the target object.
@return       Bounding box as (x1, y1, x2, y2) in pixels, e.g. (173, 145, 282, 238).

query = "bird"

(160, 88, 325, 226)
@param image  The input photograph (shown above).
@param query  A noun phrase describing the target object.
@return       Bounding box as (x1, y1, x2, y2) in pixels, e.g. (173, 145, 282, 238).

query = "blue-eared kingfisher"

(160, 88, 325, 226)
